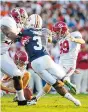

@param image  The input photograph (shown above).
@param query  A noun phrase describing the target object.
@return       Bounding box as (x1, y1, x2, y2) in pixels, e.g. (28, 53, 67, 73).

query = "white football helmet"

(28, 14, 42, 29)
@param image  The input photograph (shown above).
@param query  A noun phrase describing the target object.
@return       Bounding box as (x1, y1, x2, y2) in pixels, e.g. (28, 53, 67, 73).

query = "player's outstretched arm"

(70, 35, 85, 44)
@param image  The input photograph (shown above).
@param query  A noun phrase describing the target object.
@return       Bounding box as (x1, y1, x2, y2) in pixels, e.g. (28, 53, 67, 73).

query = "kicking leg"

(53, 81, 81, 106)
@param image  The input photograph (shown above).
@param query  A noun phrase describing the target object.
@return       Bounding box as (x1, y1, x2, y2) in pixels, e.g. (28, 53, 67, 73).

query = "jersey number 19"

(60, 40, 69, 54)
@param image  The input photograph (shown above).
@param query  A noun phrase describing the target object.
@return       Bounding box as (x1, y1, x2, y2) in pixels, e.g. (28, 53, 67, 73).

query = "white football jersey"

(0, 27, 21, 55)
(58, 31, 82, 66)
(0, 32, 10, 54)
(50, 45, 60, 64)
(0, 43, 10, 55)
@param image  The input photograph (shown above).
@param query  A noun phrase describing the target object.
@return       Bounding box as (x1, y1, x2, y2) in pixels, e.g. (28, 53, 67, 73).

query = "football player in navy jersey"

(17, 14, 81, 106)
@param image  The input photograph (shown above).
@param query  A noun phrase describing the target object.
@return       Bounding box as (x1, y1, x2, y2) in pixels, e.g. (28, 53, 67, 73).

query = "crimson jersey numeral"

(60, 40, 69, 54)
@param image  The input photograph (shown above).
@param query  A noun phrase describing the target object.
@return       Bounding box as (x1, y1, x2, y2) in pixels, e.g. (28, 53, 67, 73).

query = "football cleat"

(74, 99, 81, 106)
(64, 80, 76, 94)
(18, 98, 37, 106)
(27, 97, 37, 105)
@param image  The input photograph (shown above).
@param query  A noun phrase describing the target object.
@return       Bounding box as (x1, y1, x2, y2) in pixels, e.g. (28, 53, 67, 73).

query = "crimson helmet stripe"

(36, 15, 38, 28)
(35, 14, 40, 28)
(28, 14, 42, 28)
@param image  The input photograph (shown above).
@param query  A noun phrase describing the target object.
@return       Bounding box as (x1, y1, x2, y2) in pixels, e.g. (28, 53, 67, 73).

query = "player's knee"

(53, 81, 67, 96)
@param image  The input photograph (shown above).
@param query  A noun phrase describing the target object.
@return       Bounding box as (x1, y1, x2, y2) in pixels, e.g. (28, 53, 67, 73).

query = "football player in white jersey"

(0, 16, 31, 105)
(1, 50, 32, 101)
(53, 21, 85, 90)
(37, 21, 85, 94)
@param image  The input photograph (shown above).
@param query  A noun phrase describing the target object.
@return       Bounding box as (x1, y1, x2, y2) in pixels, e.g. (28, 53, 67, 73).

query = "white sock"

(36, 89, 46, 100)
(64, 93, 76, 103)
(63, 77, 70, 82)
(16, 89, 25, 101)
(15, 93, 18, 97)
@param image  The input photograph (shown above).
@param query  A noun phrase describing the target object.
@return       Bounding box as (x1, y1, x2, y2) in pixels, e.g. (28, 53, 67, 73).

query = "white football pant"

(28, 68, 43, 93)
(31, 55, 66, 85)
(0, 51, 22, 77)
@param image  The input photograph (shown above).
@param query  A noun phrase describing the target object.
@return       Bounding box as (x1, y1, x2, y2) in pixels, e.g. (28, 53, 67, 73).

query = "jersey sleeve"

(42, 28, 52, 38)
(71, 31, 82, 39)
(18, 28, 34, 37)
(42, 28, 52, 43)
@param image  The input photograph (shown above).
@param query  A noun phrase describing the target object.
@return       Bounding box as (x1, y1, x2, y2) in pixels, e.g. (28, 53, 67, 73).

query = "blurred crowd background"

(0, 0, 88, 94)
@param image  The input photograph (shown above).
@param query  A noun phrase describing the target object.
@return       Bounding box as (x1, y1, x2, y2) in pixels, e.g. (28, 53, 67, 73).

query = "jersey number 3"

(60, 40, 69, 54)
(33, 36, 42, 50)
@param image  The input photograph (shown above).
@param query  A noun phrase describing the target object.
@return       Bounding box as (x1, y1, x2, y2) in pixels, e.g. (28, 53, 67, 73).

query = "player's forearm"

(74, 38, 85, 44)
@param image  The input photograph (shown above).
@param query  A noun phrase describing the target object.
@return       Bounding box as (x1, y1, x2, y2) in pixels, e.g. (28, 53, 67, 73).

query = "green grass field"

(1, 94, 88, 112)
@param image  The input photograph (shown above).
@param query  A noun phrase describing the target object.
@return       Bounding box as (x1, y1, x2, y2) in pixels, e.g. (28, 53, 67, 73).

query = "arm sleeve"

(72, 31, 82, 39)
(18, 28, 34, 37)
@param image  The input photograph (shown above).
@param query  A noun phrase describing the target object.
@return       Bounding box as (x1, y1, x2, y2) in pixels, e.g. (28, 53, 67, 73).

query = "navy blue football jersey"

(19, 28, 48, 62)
